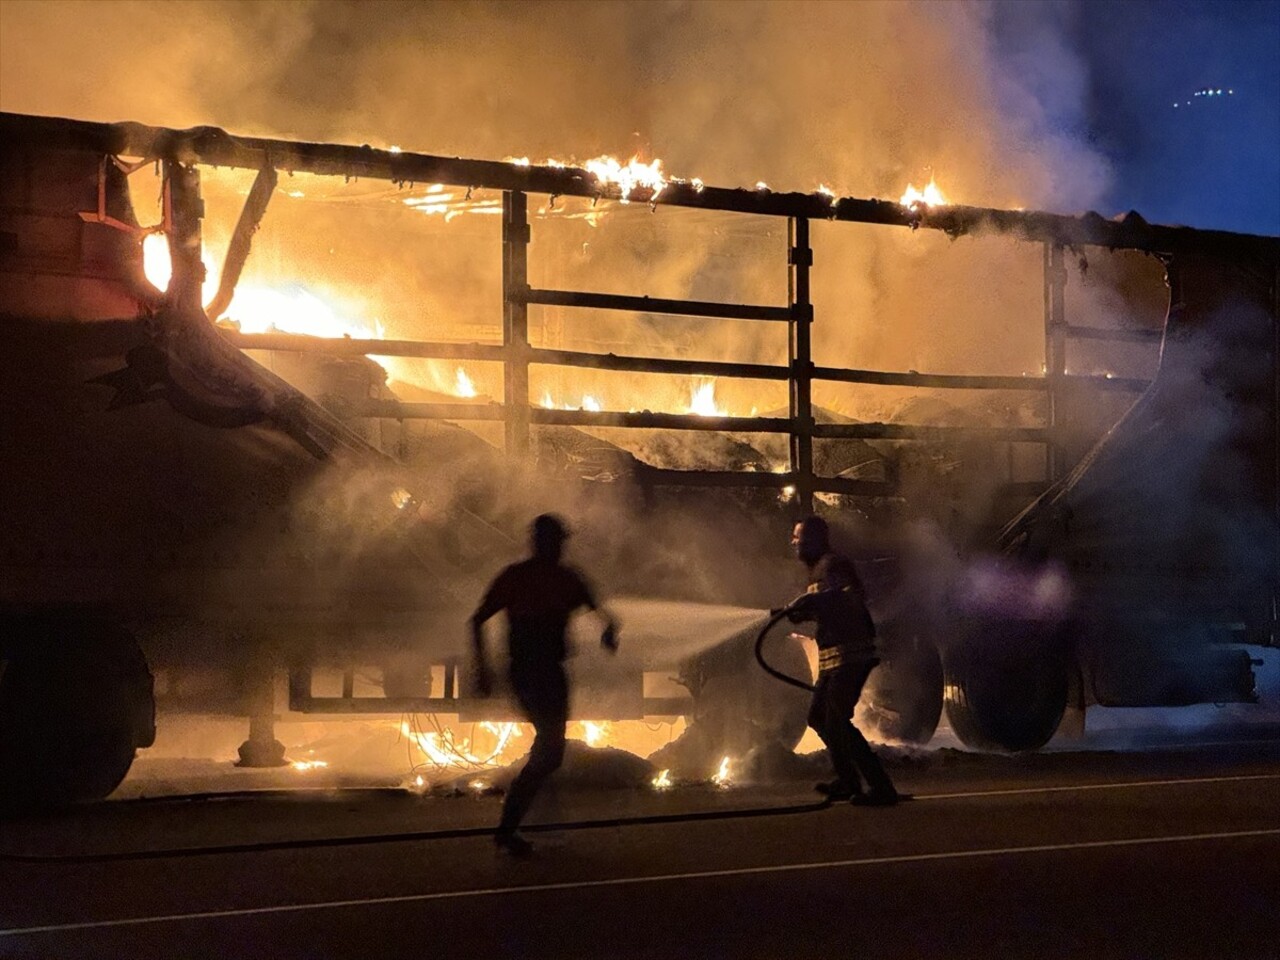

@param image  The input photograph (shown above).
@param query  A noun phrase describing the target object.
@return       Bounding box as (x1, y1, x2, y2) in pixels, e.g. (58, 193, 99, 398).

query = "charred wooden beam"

(503, 191, 531, 456)
(812, 422, 1050, 443)
(205, 165, 277, 322)
(813, 366, 1048, 392)
(356, 400, 506, 421)
(636, 467, 893, 497)
(1064, 374, 1151, 393)
(527, 347, 789, 381)
(222, 330, 507, 362)
(8, 111, 1275, 259)
(523, 288, 791, 322)
(531, 408, 793, 433)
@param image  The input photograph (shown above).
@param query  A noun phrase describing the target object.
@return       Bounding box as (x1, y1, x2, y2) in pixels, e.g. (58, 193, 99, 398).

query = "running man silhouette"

(471, 514, 618, 855)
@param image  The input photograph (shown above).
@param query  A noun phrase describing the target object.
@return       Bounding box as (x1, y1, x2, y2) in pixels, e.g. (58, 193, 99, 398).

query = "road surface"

(1, 734, 1278, 959)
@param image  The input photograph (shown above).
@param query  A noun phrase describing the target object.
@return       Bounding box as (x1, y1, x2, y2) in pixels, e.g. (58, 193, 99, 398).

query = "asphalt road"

(2, 736, 1278, 960)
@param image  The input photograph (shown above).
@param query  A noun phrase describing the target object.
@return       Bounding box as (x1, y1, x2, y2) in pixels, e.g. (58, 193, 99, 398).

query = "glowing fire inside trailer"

(141, 160, 951, 442)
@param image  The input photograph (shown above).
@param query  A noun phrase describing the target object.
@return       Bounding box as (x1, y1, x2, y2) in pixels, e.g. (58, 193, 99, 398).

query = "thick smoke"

(4, 2, 1175, 769)
(0, 0, 1113, 388)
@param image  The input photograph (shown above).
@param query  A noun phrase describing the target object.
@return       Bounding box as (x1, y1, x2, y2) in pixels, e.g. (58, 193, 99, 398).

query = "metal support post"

(502, 191, 531, 458)
(236, 660, 286, 768)
(162, 159, 206, 316)
(1042, 242, 1067, 481)
(789, 217, 814, 515)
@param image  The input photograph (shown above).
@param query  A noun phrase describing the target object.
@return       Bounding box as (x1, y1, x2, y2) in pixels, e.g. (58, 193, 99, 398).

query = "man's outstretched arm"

(470, 587, 505, 697)
(577, 574, 619, 653)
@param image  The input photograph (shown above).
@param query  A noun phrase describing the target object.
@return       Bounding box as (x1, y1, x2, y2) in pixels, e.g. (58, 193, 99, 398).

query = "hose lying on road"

(0, 793, 833, 864)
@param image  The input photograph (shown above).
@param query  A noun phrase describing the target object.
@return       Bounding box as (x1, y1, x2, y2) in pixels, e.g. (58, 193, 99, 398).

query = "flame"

(141, 232, 171, 292)
(651, 769, 672, 790)
(584, 155, 666, 203)
(289, 758, 328, 772)
(712, 755, 733, 787)
(142, 237, 489, 402)
(899, 177, 948, 209)
(578, 721, 613, 748)
(688, 380, 727, 417)
(539, 391, 606, 412)
(401, 719, 524, 770)
(469, 779, 490, 793)
(454, 367, 477, 398)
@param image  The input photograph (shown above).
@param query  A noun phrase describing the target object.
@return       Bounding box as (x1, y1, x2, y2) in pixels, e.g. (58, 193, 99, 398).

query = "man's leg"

(497, 665, 568, 844)
(842, 660, 897, 801)
(809, 672, 862, 795)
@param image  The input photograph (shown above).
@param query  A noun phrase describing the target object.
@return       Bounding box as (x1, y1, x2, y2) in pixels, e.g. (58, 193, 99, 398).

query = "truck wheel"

(942, 625, 1068, 753)
(862, 631, 943, 744)
(0, 619, 154, 813)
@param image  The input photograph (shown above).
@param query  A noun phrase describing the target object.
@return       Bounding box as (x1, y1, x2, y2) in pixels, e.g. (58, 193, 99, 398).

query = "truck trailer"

(1, 111, 1276, 810)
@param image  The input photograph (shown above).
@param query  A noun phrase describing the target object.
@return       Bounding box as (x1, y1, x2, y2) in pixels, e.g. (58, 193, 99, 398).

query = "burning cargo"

(0, 111, 1276, 811)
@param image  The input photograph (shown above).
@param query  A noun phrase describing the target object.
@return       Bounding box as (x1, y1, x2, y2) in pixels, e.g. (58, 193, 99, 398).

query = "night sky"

(997, 0, 1280, 236)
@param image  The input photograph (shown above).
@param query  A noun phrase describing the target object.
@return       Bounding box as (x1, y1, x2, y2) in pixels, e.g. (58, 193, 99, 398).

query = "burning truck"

(0, 111, 1276, 810)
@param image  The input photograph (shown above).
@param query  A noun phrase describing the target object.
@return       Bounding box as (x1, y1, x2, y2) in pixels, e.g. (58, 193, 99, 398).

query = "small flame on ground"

(899, 177, 948, 209)
(290, 759, 329, 772)
(469, 779, 489, 793)
(390, 487, 413, 510)
(582, 395, 602, 412)
(651, 769, 672, 790)
(755, 181, 770, 192)
(712, 756, 733, 788)
(578, 721, 613, 748)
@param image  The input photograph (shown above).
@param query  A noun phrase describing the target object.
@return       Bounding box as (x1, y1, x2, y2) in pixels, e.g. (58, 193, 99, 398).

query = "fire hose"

(754, 601, 817, 693)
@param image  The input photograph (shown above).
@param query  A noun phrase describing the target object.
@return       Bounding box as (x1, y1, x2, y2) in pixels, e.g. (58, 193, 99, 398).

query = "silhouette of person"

(471, 513, 618, 855)
(785, 516, 899, 806)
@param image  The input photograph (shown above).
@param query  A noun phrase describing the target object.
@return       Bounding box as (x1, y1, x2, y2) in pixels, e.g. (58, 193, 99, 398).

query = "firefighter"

(784, 515, 899, 806)
(471, 513, 619, 855)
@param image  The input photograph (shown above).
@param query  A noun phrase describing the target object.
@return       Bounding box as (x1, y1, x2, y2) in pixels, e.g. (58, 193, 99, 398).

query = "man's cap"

(532, 513, 571, 542)
(797, 515, 829, 537)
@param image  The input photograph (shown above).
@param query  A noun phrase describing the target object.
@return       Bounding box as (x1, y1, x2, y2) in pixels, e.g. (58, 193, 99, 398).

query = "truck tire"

(0, 618, 154, 813)
(942, 624, 1068, 753)
(862, 631, 944, 744)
